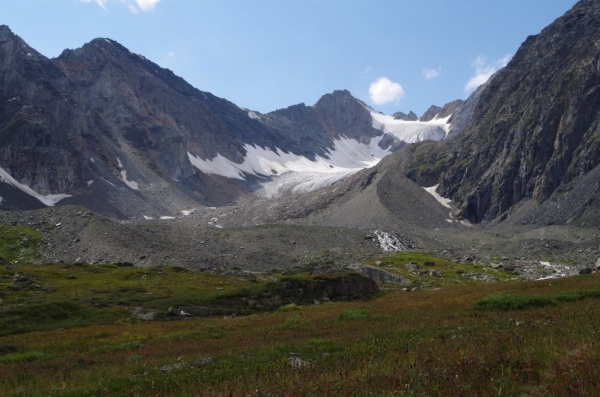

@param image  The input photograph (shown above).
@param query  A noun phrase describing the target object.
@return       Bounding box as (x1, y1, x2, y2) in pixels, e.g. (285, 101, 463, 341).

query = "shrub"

(474, 295, 555, 311)
(281, 316, 309, 330)
(555, 289, 600, 302)
(0, 351, 45, 365)
(339, 308, 371, 320)
(278, 303, 301, 312)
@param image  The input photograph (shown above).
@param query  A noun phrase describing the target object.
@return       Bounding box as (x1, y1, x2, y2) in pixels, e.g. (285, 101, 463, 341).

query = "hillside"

(437, 0, 600, 225)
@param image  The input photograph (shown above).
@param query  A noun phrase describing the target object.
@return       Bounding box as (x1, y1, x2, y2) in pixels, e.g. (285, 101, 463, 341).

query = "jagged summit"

(0, 27, 469, 219)
(393, 111, 418, 121)
(439, 0, 600, 225)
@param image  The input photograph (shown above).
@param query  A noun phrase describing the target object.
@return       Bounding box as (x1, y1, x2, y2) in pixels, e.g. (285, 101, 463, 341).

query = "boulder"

(578, 267, 592, 275)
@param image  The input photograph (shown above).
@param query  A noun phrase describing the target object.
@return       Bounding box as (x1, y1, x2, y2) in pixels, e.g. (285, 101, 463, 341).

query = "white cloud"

(422, 67, 441, 80)
(368, 77, 405, 106)
(135, 0, 160, 11)
(79, 0, 160, 13)
(464, 54, 512, 93)
(168, 51, 175, 57)
(361, 66, 373, 79)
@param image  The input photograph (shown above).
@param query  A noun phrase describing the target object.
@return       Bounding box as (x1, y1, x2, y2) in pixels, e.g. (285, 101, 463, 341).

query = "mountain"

(438, 0, 600, 226)
(420, 100, 463, 122)
(216, 140, 458, 235)
(393, 111, 418, 121)
(0, 26, 468, 218)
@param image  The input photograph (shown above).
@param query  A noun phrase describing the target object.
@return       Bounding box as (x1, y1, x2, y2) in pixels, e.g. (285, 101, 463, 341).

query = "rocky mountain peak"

(313, 90, 381, 141)
(439, 0, 600, 224)
(393, 111, 418, 121)
(419, 105, 442, 122)
(0, 24, 14, 38)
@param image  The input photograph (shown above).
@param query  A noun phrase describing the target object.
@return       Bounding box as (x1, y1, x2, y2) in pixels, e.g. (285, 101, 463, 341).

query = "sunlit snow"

(370, 112, 450, 143)
(188, 104, 455, 198)
(188, 136, 389, 198)
(248, 111, 261, 120)
(120, 170, 139, 190)
(424, 185, 452, 208)
(117, 158, 139, 190)
(0, 166, 71, 206)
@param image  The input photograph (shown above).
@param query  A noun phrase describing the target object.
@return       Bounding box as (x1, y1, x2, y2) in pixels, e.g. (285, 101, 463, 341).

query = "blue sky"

(4, 0, 578, 116)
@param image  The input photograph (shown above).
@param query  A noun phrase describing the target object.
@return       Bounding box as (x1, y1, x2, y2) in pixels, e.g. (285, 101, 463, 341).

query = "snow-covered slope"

(0, 167, 71, 206)
(188, 101, 455, 199)
(370, 110, 450, 143)
(188, 136, 389, 198)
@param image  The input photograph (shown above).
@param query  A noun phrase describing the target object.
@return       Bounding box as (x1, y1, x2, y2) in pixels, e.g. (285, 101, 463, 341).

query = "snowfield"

(188, 135, 389, 198)
(370, 110, 451, 143)
(0, 166, 71, 206)
(188, 109, 453, 198)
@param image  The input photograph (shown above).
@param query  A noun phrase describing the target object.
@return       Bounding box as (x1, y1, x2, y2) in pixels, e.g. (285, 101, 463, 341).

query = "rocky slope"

(437, 0, 600, 225)
(0, 26, 469, 218)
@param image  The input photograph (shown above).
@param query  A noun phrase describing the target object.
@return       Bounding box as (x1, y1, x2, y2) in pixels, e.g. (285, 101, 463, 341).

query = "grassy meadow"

(0, 225, 599, 396)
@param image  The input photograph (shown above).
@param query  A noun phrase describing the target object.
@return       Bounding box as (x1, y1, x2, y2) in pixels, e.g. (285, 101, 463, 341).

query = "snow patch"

(100, 177, 116, 188)
(143, 215, 154, 220)
(369, 110, 450, 143)
(373, 230, 406, 252)
(248, 111, 261, 120)
(424, 185, 452, 208)
(459, 219, 474, 228)
(87, 180, 94, 187)
(116, 158, 139, 190)
(0, 166, 71, 206)
(120, 170, 139, 190)
(188, 136, 389, 198)
(181, 209, 195, 216)
(160, 216, 175, 220)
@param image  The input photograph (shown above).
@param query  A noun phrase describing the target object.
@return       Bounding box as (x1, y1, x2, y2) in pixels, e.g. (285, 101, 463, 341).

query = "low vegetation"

(1, 225, 599, 395)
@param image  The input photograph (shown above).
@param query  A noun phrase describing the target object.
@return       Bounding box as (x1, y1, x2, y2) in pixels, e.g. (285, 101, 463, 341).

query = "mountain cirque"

(0, 0, 599, 276)
(0, 25, 460, 219)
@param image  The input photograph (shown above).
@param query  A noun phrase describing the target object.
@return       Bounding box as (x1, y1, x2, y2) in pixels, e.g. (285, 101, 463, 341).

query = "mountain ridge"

(0, 25, 467, 218)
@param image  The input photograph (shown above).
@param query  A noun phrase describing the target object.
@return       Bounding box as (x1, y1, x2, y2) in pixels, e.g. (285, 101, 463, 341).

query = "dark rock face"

(420, 100, 463, 122)
(393, 111, 418, 121)
(439, 0, 600, 224)
(168, 273, 380, 317)
(0, 26, 392, 217)
(419, 106, 443, 122)
(280, 273, 380, 301)
(446, 81, 489, 139)
(312, 90, 382, 144)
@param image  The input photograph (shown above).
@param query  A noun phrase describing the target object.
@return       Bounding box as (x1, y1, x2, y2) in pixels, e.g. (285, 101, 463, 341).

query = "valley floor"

(1, 268, 600, 396)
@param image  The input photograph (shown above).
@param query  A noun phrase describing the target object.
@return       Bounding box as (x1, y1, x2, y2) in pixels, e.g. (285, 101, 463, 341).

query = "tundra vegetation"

(0, 224, 599, 396)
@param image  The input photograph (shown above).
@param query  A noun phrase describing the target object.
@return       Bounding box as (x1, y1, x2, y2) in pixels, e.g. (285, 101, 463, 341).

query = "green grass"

(1, 274, 600, 395)
(475, 288, 600, 311)
(474, 295, 555, 311)
(0, 261, 266, 335)
(281, 315, 310, 330)
(339, 307, 370, 320)
(555, 289, 600, 302)
(367, 251, 513, 287)
(0, 224, 42, 264)
(0, 351, 47, 365)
